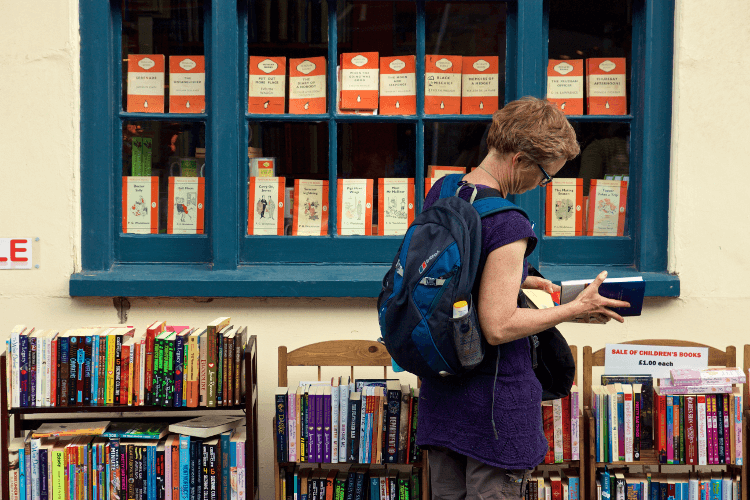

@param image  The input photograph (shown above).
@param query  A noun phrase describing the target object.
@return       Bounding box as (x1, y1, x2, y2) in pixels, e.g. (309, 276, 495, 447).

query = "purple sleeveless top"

(415, 177, 548, 470)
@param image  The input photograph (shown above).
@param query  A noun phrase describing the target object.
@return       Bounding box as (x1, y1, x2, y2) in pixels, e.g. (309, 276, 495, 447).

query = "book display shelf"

(583, 340, 747, 499)
(274, 340, 429, 500)
(0, 335, 260, 500)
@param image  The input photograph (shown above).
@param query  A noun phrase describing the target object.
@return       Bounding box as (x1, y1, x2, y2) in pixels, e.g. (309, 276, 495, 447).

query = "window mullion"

(328, 0, 338, 236)
(415, 0, 426, 212)
(208, 0, 241, 270)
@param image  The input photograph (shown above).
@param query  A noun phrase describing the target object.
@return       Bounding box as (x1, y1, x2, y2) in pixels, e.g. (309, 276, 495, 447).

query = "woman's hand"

(570, 271, 631, 323)
(521, 275, 560, 295)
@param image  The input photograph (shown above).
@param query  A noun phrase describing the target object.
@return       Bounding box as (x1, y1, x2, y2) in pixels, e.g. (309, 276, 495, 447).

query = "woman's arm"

(476, 239, 630, 345)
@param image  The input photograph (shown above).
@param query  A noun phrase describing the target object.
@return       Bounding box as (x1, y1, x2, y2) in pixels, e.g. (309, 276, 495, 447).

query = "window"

(72, 0, 678, 298)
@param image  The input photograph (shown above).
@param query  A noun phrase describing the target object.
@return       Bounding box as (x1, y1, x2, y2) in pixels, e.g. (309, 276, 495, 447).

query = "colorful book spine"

(552, 398, 564, 463)
(276, 390, 288, 462)
(697, 394, 708, 465)
(734, 391, 743, 465)
(332, 383, 339, 464)
(722, 394, 731, 465)
(323, 387, 332, 463)
(624, 390, 633, 462)
(686, 395, 697, 465)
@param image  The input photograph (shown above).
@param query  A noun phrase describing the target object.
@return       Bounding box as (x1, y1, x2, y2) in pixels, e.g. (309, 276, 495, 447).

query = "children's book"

(247, 176, 285, 235)
(379, 56, 416, 115)
(377, 178, 414, 236)
(167, 177, 205, 234)
(587, 179, 628, 236)
(122, 176, 159, 234)
(169, 56, 205, 113)
(248, 56, 286, 114)
(292, 179, 329, 235)
(337, 178, 373, 235)
(547, 59, 584, 115)
(545, 178, 584, 236)
(461, 56, 499, 115)
(127, 54, 165, 113)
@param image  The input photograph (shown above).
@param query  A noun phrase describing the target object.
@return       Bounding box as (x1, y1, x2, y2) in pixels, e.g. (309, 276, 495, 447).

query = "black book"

(206, 438, 220, 500)
(335, 471, 348, 500)
(39, 445, 48, 500)
(201, 441, 210, 500)
(134, 445, 143, 500)
(345, 467, 357, 500)
(633, 387, 641, 461)
(275, 388, 288, 462)
(347, 392, 362, 463)
(127, 443, 136, 500)
(408, 389, 421, 463)
(68, 335, 78, 406)
(353, 466, 368, 500)
(716, 395, 725, 464)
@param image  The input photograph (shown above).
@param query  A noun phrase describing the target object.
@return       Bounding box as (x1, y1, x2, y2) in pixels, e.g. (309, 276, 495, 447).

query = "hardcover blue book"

(147, 442, 156, 500)
(180, 434, 190, 500)
(568, 475, 579, 500)
(560, 276, 645, 316)
(650, 476, 660, 500)
(370, 474, 380, 500)
(710, 477, 721, 500)
(598, 468, 611, 500)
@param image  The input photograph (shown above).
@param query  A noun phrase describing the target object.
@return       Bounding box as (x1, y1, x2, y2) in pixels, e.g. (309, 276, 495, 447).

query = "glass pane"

(337, 2, 416, 57)
(122, 121, 206, 234)
(425, 2, 507, 112)
(338, 123, 416, 236)
(549, 0, 632, 115)
(546, 122, 630, 237)
(122, 1, 205, 113)
(424, 121, 491, 177)
(246, 122, 329, 236)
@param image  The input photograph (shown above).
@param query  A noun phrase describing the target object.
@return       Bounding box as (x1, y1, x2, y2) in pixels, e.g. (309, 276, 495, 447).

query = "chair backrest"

(583, 340, 736, 410)
(278, 340, 392, 387)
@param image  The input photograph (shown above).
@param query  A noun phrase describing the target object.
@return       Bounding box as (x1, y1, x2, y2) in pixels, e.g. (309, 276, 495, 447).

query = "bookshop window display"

(73, 0, 677, 298)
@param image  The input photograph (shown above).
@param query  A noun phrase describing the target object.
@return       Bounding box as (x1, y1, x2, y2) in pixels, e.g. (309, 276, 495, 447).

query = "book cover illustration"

(461, 56, 499, 115)
(247, 176, 285, 236)
(167, 177, 205, 234)
(587, 179, 628, 236)
(127, 54, 165, 113)
(547, 59, 584, 115)
(168, 56, 205, 113)
(122, 176, 159, 234)
(248, 56, 286, 114)
(586, 58, 627, 115)
(545, 178, 583, 236)
(340, 52, 380, 110)
(378, 178, 415, 236)
(337, 178, 373, 235)
(289, 57, 326, 114)
(379, 56, 416, 115)
(424, 55, 462, 114)
(292, 179, 329, 235)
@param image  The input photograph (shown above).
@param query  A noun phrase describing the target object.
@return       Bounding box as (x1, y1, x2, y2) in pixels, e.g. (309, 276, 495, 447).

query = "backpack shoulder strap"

(472, 188, 529, 221)
(437, 174, 465, 199)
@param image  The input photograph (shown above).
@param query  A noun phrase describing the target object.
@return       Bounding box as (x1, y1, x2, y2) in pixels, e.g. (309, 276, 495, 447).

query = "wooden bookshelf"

(584, 340, 746, 500)
(0, 334, 259, 500)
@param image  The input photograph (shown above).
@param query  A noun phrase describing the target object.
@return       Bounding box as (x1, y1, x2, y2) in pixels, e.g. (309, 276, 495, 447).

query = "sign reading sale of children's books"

(604, 343, 708, 379)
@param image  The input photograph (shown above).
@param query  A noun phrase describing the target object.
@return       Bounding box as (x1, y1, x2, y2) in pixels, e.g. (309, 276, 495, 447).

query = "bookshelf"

(583, 340, 746, 499)
(274, 340, 428, 500)
(0, 334, 260, 500)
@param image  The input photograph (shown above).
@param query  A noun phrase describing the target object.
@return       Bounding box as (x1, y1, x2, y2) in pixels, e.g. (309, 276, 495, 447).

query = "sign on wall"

(0, 238, 40, 270)
(604, 343, 708, 379)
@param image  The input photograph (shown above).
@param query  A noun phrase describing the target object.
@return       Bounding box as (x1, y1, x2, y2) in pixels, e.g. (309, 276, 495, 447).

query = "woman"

(417, 97, 629, 500)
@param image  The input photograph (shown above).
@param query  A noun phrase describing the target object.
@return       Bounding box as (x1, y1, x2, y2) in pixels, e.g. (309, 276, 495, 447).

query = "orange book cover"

(167, 177, 205, 234)
(335, 65, 376, 115)
(424, 55, 462, 114)
(122, 176, 159, 234)
(340, 52, 379, 110)
(377, 178, 414, 236)
(248, 56, 286, 114)
(379, 56, 416, 115)
(545, 178, 583, 236)
(127, 54, 165, 113)
(169, 56, 205, 113)
(289, 57, 327, 114)
(586, 58, 627, 115)
(292, 179, 329, 235)
(547, 59, 584, 115)
(587, 179, 628, 236)
(247, 176, 285, 235)
(427, 165, 466, 179)
(337, 178, 373, 235)
(461, 56, 499, 115)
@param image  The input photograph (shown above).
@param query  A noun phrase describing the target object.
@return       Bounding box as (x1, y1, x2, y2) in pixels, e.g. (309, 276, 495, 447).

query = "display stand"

(274, 340, 429, 500)
(0, 334, 260, 500)
(583, 340, 745, 499)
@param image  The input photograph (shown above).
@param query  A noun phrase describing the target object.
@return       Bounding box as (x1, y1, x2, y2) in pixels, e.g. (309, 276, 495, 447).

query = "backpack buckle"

(530, 334, 539, 369)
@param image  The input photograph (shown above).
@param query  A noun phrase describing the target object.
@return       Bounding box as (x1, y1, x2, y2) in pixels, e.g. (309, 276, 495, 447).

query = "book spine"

(19, 334, 29, 407)
(199, 335, 207, 407)
(552, 398, 564, 463)
(332, 384, 339, 464)
(50, 337, 58, 407)
(114, 335, 123, 405)
(90, 334, 99, 406)
(624, 392, 633, 462)
(120, 345, 130, 407)
(397, 388, 409, 465)
(174, 334, 184, 408)
(658, 393, 667, 463)
(633, 392, 640, 460)
(686, 395, 697, 465)
(208, 442, 218, 500)
(187, 336, 198, 407)
(697, 395, 708, 465)
(221, 432, 230, 500)
(288, 392, 298, 463)
(234, 332, 242, 406)
(385, 387, 400, 464)
(349, 395, 361, 463)
(105, 335, 115, 405)
(308, 390, 316, 463)
(734, 393, 743, 465)
(74, 335, 85, 405)
(667, 395, 674, 463)
(84, 336, 93, 405)
(542, 404, 554, 464)
(316, 389, 324, 463)
(39, 446, 48, 500)
(678, 395, 685, 464)
(180, 435, 190, 500)
(323, 390, 332, 463)
(562, 393, 572, 461)
(200, 443, 208, 500)
(171, 440, 180, 500)
(165, 337, 174, 407)
(617, 391, 625, 461)
(707, 395, 716, 464)
(217, 334, 224, 407)
(276, 391, 288, 462)
(207, 326, 218, 408)
(29, 336, 37, 408)
(189, 440, 199, 500)
(722, 394, 731, 465)
(145, 330, 156, 405)
(409, 392, 420, 463)
(154, 337, 163, 406)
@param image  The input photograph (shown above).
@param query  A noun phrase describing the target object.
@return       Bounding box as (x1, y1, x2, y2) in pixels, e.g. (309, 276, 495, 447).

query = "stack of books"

(541, 386, 582, 464)
(525, 469, 580, 500)
(275, 378, 420, 465)
(5, 318, 248, 409)
(595, 469, 742, 500)
(7, 417, 246, 500)
(278, 464, 421, 500)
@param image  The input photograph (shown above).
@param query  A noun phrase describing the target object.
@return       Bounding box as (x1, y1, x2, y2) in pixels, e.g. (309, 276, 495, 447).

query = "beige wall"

(1, 0, 749, 497)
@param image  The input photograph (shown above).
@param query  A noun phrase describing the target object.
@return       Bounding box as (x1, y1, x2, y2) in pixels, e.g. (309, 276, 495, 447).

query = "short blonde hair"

(486, 96, 580, 167)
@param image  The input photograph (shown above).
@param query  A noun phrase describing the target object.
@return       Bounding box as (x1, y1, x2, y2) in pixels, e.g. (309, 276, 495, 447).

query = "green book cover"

(132, 137, 143, 176)
(164, 331, 176, 407)
(141, 138, 152, 176)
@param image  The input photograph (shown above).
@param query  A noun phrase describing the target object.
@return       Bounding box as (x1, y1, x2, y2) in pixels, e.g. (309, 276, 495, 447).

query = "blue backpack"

(377, 174, 529, 379)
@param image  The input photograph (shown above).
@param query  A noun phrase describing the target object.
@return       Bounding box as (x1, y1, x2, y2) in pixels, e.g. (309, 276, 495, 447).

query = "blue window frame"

(71, 0, 678, 298)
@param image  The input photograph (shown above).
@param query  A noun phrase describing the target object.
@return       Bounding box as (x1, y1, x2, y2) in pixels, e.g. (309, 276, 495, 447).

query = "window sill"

(71, 264, 679, 298)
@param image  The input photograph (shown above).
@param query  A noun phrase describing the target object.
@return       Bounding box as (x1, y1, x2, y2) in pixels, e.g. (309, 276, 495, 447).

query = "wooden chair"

(276, 340, 428, 500)
(583, 340, 742, 498)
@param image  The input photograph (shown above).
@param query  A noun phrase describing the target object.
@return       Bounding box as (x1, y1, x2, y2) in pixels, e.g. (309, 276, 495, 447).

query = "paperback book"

(587, 179, 628, 236)
(289, 57, 326, 114)
(248, 56, 286, 114)
(247, 176, 285, 235)
(377, 178, 415, 236)
(379, 56, 416, 115)
(340, 52, 380, 110)
(127, 54, 165, 113)
(167, 177, 205, 234)
(461, 56, 499, 115)
(336, 178, 374, 235)
(547, 59, 584, 115)
(545, 178, 584, 236)
(424, 55, 462, 114)
(586, 57, 627, 115)
(292, 179, 329, 235)
(122, 176, 159, 234)
(169, 56, 205, 113)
